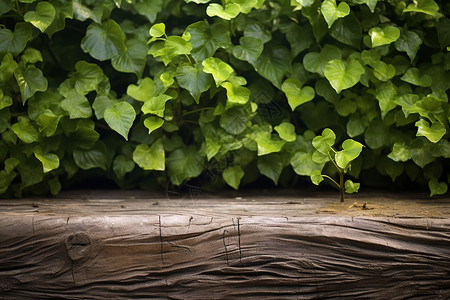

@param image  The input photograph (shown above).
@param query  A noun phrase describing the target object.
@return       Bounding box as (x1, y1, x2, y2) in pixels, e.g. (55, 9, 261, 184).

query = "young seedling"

(311, 128, 363, 202)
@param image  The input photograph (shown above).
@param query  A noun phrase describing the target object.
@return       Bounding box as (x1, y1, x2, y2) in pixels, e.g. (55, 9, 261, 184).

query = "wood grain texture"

(0, 190, 449, 299)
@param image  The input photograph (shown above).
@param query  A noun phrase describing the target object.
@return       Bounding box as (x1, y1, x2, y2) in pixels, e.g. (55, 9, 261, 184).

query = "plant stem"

(322, 175, 340, 189)
(182, 107, 214, 116)
(339, 170, 344, 203)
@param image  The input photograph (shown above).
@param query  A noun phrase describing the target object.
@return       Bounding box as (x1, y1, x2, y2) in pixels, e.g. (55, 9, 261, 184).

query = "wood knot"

(65, 232, 92, 261)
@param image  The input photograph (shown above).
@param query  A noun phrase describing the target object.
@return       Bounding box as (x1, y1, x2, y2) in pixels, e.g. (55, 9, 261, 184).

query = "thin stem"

(184, 54, 192, 65)
(327, 151, 340, 171)
(322, 175, 340, 189)
(339, 170, 345, 203)
(182, 107, 214, 117)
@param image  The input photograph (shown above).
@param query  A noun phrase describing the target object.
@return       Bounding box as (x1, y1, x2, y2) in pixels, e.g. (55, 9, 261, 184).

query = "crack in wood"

(237, 217, 242, 265)
(222, 230, 229, 267)
(158, 215, 164, 268)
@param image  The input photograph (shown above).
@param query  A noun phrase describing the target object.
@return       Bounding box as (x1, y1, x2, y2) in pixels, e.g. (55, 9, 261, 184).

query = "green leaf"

(375, 81, 397, 119)
(274, 122, 296, 142)
(71, 61, 104, 95)
(45, 0, 73, 38)
(410, 138, 435, 168)
(144, 116, 164, 134)
(73, 141, 108, 170)
(126, 78, 156, 102)
(0, 53, 18, 82)
(149, 23, 165, 37)
(312, 128, 336, 155)
(175, 64, 212, 103)
(329, 12, 362, 49)
(92, 95, 116, 119)
(400, 68, 432, 87)
(388, 142, 411, 162)
(395, 30, 422, 61)
(403, 0, 441, 17)
(369, 26, 400, 48)
(429, 178, 447, 197)
(135, 0, 163, 23)
(321, 0, 350, 28)
(437, 18, 450, 49)
(0, 170, 15, 194)
(165, 36, 192, 59)
(291, 151, 323, 176)
(243, 21, 271, 43)
(24, 1, 56, 33)
(353, 0, 379, 12)
(0, 0, 13, 16)
(186, 21, 231, 62)
(202, 57, 233, 86)
(303, 44, 341, 76)
(220, 107, 251, 135)
(394, 94, 419, 117)
(415, 119, 446, 143)
(61, 90, 92, 119)
(207, 3, 240, 20)
(5, 157, 20, 174)
(34, 152, 59, 173)
(18, 157, 43, 190)
(257, 153, 283, 184)
(141, 94, 172, 117)
(347, 113, 367, 138)
(36, 109, 61, 137)
(0, 22, 32, 56)
(11, 117, 39, 144)
(113, 155, 135, 180)
(253, 131, 286, 156)
(324, 59, 364, 94)
(0, 89, 12, 110)
(310, 169, 324, 185)
(166, 146, 203, 184)
(233, 36, 264, 64)
(104, 102, 136, 141)
(81, 19, 126, 61)
(344, 179, 360, 193)
(222, 165, 244, 189)
(221, 82, 250, 107)
(21, 48, 43, 64)
(14, 64, 48, 103)
(364, 120, 390, 149)
(281, 78, 315, 111)
(335, 139, 363, 169)
(372, 61, 395, 82)
(112, 38, 148, 75)
(253, 45, 291, 88)
(132, 139, 165, 171)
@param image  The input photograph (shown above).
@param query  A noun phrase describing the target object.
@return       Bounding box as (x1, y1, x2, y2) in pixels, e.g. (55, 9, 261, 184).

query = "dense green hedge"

(0, 0, 449, 197)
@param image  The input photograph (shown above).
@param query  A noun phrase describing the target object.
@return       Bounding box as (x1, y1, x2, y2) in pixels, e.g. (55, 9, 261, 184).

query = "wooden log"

(0, 191, 449, 299)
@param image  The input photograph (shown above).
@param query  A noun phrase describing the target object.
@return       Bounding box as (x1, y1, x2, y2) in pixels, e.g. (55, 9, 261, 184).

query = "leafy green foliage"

(0, 0, 449, 198)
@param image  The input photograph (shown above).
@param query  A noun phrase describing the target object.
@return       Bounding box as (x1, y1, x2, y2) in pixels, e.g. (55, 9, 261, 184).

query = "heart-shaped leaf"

(428, 178, 447, 197)
(303, 44, 342, 76)
(321, 0, 350, 28)
(165, 36, 192, 59)
(175, 64, 212, 103)
(36, 109, 61, 137)
(291, 151, 324, 176)
(166, 146, 203, 184)
(253, 45, 291, 88)
(344, 179, 360, 193)
(133, 139, 165, 171)
(220, 107, 251, 135)
(312, 128, 336, 155)
(11, 117, 38, 144)
(24, 1, 56, 33)
(71, 61, 104, 95)
(34, 152, 59, 173)
(310, 169, 324, 185)
(61, 90, 92, 119)
(0, 89, 12, 110)
(0, 53, 18, 82)
(202, 57, 233, 86)
(400, 68, 432, 87)
(144, 116, 164, 134)
(141, 94, 172, 117)
(149, 23, 165, 38)
(324, 59, 365, 94)
(81, 19, 126, 61)
(274, 122, 296, 142)
(0, 22, 32, 56)
(415, 119, 446, 143)
(111, 38, 148, 75)
(395, 30, 422, 61)
(135, 0, 163, 23)
(403, 0, 441, 17)
(126, 78, 156, 102)
(186, 21, 231, 62)
(253, 131, 286, 156)
(232, 36, 263, 64)
(388, 142, 411, 162)
(221, 82, 250, 107)
(113, 155, 135, 180)
(206, 3, 240, 20)
(335, 139, 363, 169)
(369, 26, 400, 47)
(353, 0, 379, 12)
(222, 165, 244, 189)
(281, 78, 315, 111)
(257, 153, 283, 184)
(104, 102, 136, 141)
(14, 64, 48, 103)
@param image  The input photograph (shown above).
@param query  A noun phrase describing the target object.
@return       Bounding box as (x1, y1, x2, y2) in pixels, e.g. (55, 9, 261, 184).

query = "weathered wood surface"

(0, 190, 449, 299)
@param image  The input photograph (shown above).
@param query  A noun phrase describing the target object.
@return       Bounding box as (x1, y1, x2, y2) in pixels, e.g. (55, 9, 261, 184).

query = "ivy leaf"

(166, 146, 203, 185)
(113, 155, 135, 180)
(310, 169, 324, 185)
(253, 131, 286, 156)
(36, 109, 61, 137)
(394, 94, 419, 117)
(73, 141, 108, 170)
(329, 12, 362, 49)
(395, 30, 422, 61)
(415, 119, 446, 143)
(291, 151, 323, 176)
(222, 165, 244, 189)
(281, 78, 315, 111)
(221, 82, 250, 107)
(429, 178, 447, 197)
(257, 153, 283, 184)
(144, 116, 164, 134)
(369, 26, 400, 47)
(232, 36, 264, 65)
(372, 61, 395, 82)
(243, 22, 271, 43)
(401, 68, 432, 87)
(353, 0, 379, 12)
(126, 78, 156, 102)
(0, 22, 32, 56)
(149, 23, 165, 38)
(11, 117, 39, 144)
(18, 158, 43, 190)
(135, 0, 163, 23)
(14, 64, 48, 103)
(111, 38, 148, 75)
(312, 128, 336, 155)
(0, 89, 12, 110)
(0, 170, 16, 194)
(71, 61, 104, 95)
(375, 81, 397, 119)
(34, 152, 59, 173)
(61, 90, 92, 119)
(104, 102, 136, 141)
(0, 53, 18, 82)
(403, 0, 441, 18)
(21, 48, 43, 64)
(45, 0, 73, 38)
(321, 0, 350, 28)
(141, 94, 172, 117)
(253, 45, 291, 88)
(274, 122, 296, 142)
(344, 179, 360, 193)
(335, 139, 363, 169)
(165, 36, 192, 59)
(175, 64, 212, 103)
(81, 19, 126, 61)
(202, 57, 233, 86)
(24, 1, 56, 33)
(324, 59, 365, 94)
(303, 44, 341, 76)
(132, 139, 165, 171)
(220, 107, 251, 135)
(437, 18, 450, 49)
(0, 0, 13, 16)
(186, 21, 231, 62)
(206, 3, 240, 20)
(388, 142, 411, 162)
(92, 95, 116, 119)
